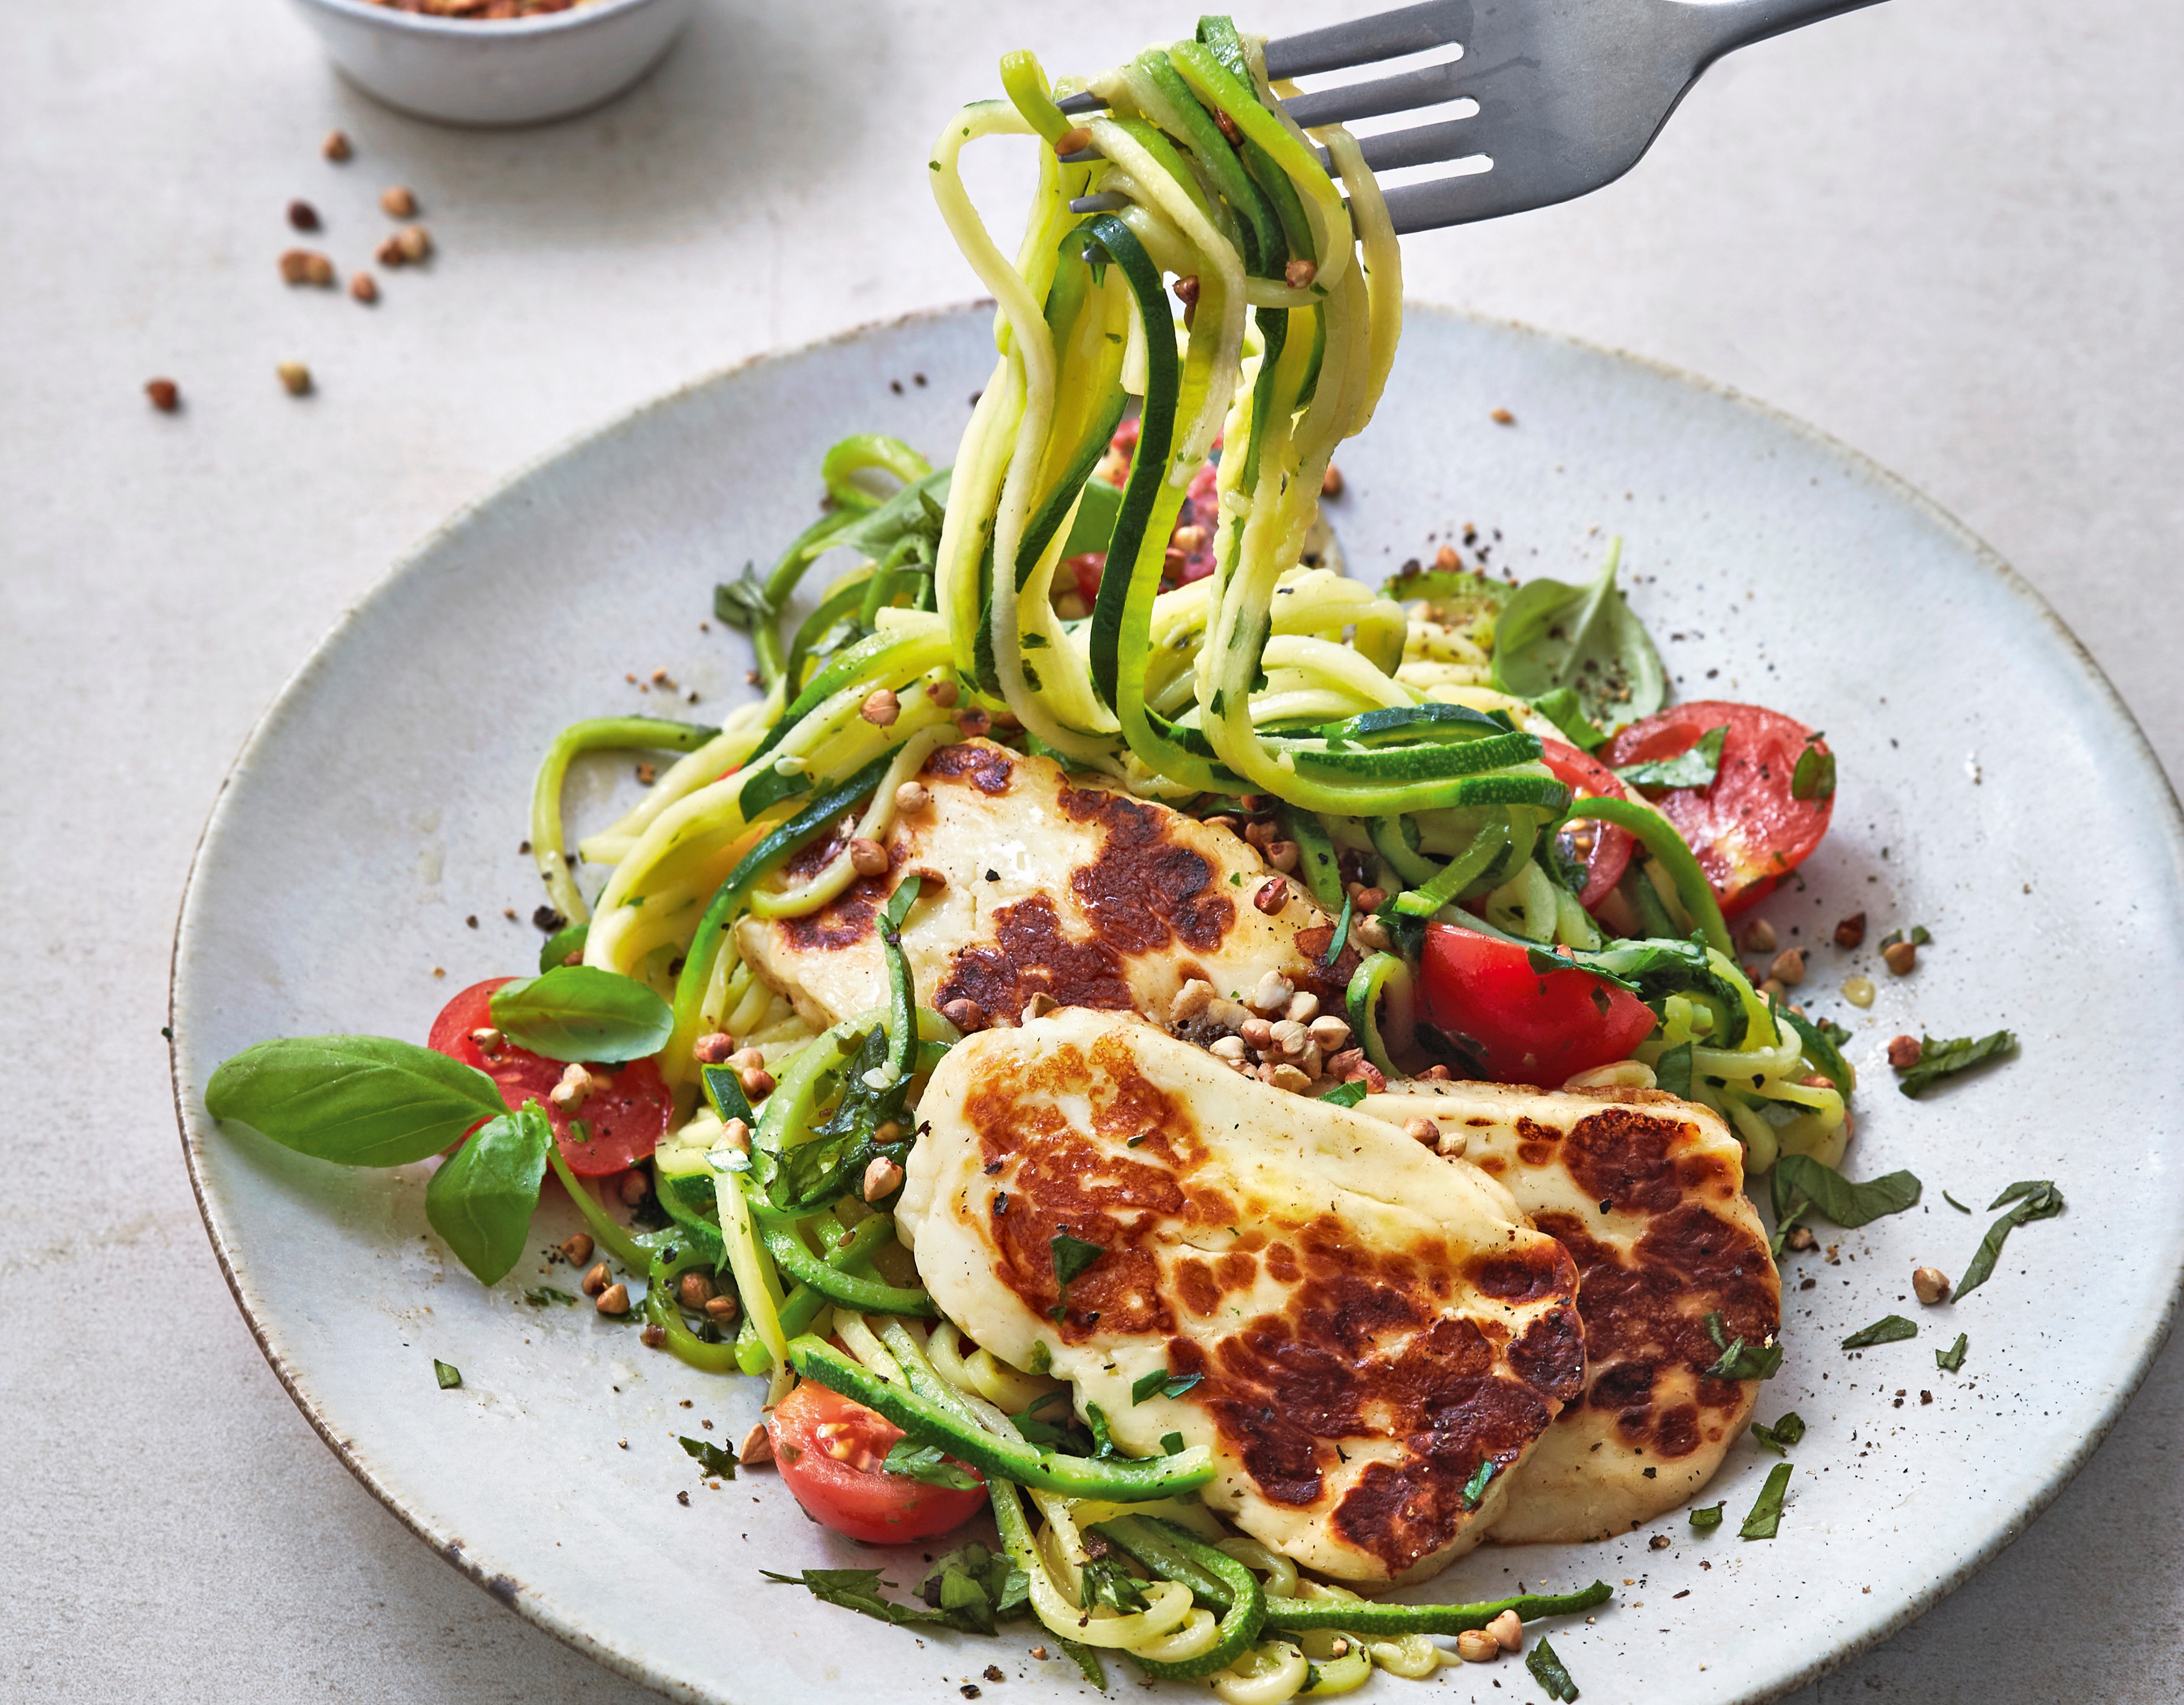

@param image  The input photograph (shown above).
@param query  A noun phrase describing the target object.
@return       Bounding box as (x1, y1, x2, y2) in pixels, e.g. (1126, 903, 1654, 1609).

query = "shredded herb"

(433, 1359, 462, 1389)
(681, 1435, 738, 1478)
(1160, 1431, 1186, 1456)
(1616, 724, 1727, 790)
(1880, 925, 1933, 948)
(1078, 1555, 1150, 1615)
(1009, 1391, 1084, 1452)
(1317, 1081, 1368, 1108)
(1130, 1368, 1204, 1405)
(764, 1567, 1004, 1634)
(1790, 744, 1836, 801)
(1841, 1314, 1918, 1351)
(883, 1440, 979, 1490)
(1936, 1333, 1969, 1373)
(1943, 1190, 1972, 1213)
(1771, 1153, 1921, 1229)
(1083, 1403, 1122, 1460)
(1051, 1231, 1106, 1290)
(1740, 1462, 1793, 1539)
(919, 1542, 1031, 1637)
(1525, 1635, 1582, 1701)
(1748, 1412, 1806, 1454)
(1701, 1310, 1783, 1381)
(1689, 1502, 1724, 1530)
(1322, 896, 1353, 969)
(521, 1286, 578, 1307)
(1955, 1180, 2065, 1298)
(1459, 1458, 1500, 1510)
(1898, 1029, 2016, 1098)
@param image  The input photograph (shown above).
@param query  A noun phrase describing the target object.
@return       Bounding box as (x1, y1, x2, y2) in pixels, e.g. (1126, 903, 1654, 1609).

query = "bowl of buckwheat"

(289, 0, 697, 127)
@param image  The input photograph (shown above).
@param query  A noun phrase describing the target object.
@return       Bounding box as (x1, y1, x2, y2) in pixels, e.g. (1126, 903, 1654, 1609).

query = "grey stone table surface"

(5, 1, 2178, 1700)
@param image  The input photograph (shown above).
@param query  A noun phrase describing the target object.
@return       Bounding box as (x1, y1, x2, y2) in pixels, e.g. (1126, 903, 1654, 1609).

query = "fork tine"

(1281, 59, 1464, 130)
(1262, 0, 1469, 80)
(1316, 115, 1482, 177)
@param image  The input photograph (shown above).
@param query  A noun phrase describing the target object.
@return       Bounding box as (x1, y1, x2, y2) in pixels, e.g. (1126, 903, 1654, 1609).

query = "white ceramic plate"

(172, 305, 2184, 1705)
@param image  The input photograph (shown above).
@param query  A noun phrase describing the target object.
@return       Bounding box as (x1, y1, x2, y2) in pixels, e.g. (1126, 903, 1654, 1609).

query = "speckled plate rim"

(168, 301, 2184, 1705)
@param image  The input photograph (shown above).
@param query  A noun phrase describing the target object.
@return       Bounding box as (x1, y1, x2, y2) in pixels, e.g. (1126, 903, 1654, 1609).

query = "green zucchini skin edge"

(786, 1337, 1215, 1501)
(1090, 1514, 1267, 1680)
(1260, 1578, 1614, 1636)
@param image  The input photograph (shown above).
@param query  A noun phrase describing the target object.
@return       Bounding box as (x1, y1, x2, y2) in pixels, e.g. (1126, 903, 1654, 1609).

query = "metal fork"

(1060, 0, 1887, 234)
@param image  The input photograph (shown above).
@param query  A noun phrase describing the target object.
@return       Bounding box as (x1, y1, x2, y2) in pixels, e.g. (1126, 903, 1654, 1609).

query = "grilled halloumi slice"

(1362, 1081, 1780, 1543)
(735, 739, 1351, 1031)
(897, 1009, 1587, 1585)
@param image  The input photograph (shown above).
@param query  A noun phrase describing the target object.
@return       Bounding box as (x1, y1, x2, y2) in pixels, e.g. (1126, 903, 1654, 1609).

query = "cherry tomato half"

(1418, 924, 1657, 1087)
(1537, 741, 1635, 910)
(767, 1378, 988, 1544)
(1601, 701, 1835, 917)
(427, 977, 671, 1176)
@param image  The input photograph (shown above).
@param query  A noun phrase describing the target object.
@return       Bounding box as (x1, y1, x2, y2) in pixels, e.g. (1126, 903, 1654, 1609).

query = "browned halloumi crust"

(734, 739, 1356, 1029)
(1364, 1081, 1781, 1542)
(899, 1010, 1587, 1583)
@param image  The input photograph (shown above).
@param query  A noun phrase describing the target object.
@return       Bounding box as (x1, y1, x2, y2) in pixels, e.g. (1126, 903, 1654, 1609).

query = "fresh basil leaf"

(489, 966, 673, 1063)
(1525, 1635, 1581, 1702)
(1739, 1462, 1793, 1540)
(1459, 1458, 1499, 1509)
(1051, 1230, 1106, 1290)
(1131, 1368, 1202, 1404)
(1381, 564, 1510, 651)
(1840, 1314, 1918, 1351)
(1160, 1431, 1185, 1455)
(1009, 1392, 1087, 1452)
(1528, 686, 1607, 752)
(1058, 1639, 1107, 1689)
(736, 762, 812, 821)
(433, 1359, 462, 1389)
(1689, 1501, 1724, 1530)
(919, 1542, 1030, 1634)
(681, 1435, 738, 1479)
(883, 1439, 979, 1490)
(1955, 1179, 2064, 1299)
(538, 921, 588, 973)
(1770, 1154, 1921, 1230)
(1790, 743, 1836, 801)
(425, 1102, 552, 1285)
(1317, 1081, 1368, 1108)
(1490, 541, 1666, 731)
(1084, 1402, 1120, 1459)
(204, 1035, 506, 1167)
(1701, 1310, 1783, 1380)
(1615, 724, 1727, 791)
(714, 562, 774, 630)
(521, 1286, 578, 1307)
(1653, 1041, 1693, 1099)
(1898, 1030, 2016, 1098)
(1748, 1412, 1806, 1454)
(1936, 1333, 1969, 1372)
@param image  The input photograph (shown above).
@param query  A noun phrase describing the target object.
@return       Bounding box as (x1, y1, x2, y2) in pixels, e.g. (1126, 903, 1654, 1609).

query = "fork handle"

(1691, 0, 1890, 61)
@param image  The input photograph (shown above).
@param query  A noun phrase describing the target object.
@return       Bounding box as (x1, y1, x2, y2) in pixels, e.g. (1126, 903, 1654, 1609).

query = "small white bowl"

(289, 0, 697, 127)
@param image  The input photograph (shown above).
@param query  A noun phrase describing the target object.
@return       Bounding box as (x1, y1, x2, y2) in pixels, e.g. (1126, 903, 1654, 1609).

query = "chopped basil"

(918, 1542, 1031, 1637)
(1317, 1081, 1368, 1108)
(521, 1286, 578, 1307)
(1083, 1403, 1121, 1459)
(1616, 724, 1727, 790)
(1740, 1462, 1793, 1539)
(1009, 1392, 1084, 1452)
(1653, 1040, 1693, 1099)
(883, 1440, 979, 1490)
(1130, 1368, 1204, 1405)
(433, 1359, 462, 1389)
(1050, 1230, 1106, 1290)
(1790, 744, 1836, 801)
(1689, 1502, 1724, 1530)
(681, 1435, 738, 1479)
(1771, 1154, 1921, 1232)
(1898, 1030, 2016, 1098)
(1078, 1555, 1150, 1616)
(1748, 1412, 1806, 1454)
(1840, 1314, 1918, 1351)
(713, 562, 774, 630)
(1943, 1190, 1972, 1213)
(1525, 1635, 1581, 1701)
(1528, 686, 1607, 752)
(763, 1566, 1002, 1634)
(1936, 1333, 1969, 1372)
(1160, 1431, 1186, 1455)
(1701, 1310, 1783, 1380)
(1955, 1180, 2064, 1299)
(1322, 896, 1353, 969)
(1880, 925, 1933, 948)
(1459, 1458, 1500, 1510)
(488, 966, 675, 1063)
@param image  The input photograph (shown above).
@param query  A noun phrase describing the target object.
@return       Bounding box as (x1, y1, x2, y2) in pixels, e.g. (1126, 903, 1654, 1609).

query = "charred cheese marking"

(734, 740, 1354, 1029)
(1362, 1082, 1780, 1544)
(898, 1009, 1583, 1584)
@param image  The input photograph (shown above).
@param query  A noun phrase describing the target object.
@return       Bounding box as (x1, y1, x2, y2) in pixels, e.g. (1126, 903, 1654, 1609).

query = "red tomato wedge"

(767, 1378, 987, 1544)
(1538, 741, 1635, 909)
(427, 977, 671, 1176)
(1601, 701, 1835, 917)
(1417, 924, 1657, 1087)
